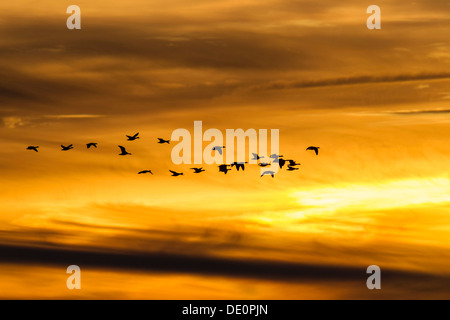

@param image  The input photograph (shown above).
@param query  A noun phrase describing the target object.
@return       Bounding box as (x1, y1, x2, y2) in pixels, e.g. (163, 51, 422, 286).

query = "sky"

(0, 0, 449, 299)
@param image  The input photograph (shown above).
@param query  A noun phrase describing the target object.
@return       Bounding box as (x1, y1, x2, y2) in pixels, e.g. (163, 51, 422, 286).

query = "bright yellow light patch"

(292, 178, 449, 211)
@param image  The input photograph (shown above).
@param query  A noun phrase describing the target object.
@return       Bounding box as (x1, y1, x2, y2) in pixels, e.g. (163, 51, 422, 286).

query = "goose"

(118, 145, 131, 155)
(306, 146, 320, 155)
(61, 144, 74, 151)
(27, 146, 39, 152)
(169, 170, 183, 176)
(126, 132, 139, 141)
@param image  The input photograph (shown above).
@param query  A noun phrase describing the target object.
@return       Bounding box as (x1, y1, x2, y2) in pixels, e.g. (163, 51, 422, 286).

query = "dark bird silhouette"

(190, 167, 205, 173)
(286, 160, 301, 166)
(138, 170, 153, 175)
(218, 164, 231, 174)
(126, 132, 140, 141)
(258, 162, 271, 167)
(169, 170, 183, 176)
(287, 166, 299, 171)
(118, 145, 131, 155)
(231, 162, 247, 171)
(261, 170, 276, 178)
(27, 146, 39, 152)
(212, 146, 226, 155)
(61, 144, 74, 151)
(268, 154, 286, 168)
(251, 153, 264, 160)
(157, 138, 170, 144)
(86, 143, 97, 149)
(306, 146, 320, 155)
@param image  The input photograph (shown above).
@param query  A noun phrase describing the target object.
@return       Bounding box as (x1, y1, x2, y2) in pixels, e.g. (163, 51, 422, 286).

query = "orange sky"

(0, 0, 449, 299)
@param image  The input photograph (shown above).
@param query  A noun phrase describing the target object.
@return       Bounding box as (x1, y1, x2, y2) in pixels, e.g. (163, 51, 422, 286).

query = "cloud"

(0, 242, 448, 287)
(256, 73, 450, 91)
(389, 109, 450, 115)
(2, 116, 25, 129)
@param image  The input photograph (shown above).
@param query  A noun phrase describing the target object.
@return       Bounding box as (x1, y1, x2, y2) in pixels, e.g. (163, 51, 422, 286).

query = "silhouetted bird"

(251, 153, 264, 161)
(287, 166, 299, 171)
(86, 143, 97, 149)
(169, 170, 183, 176)
(218, 164, 231, 174)
(258, 162, 271, 167)
(191, 167, 205, 173)
(138, 170, 153, 175)
(261, 171, 276, 178)
(231, 162, 247, 171)
(287, 160, 301, 166)
(157, 138, 170, 144)
(269, 154, 286, 168)
(27, 146, 39, 152)
(61, 144, 74, 151)
(126, 133, 140, 141)
(306, 146, 320, 155)
(118, 145, 131, 155)
(212, 146, 226, 155)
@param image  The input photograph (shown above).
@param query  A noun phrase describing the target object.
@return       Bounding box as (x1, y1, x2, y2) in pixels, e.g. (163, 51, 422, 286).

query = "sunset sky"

(0, 0, 449, 299)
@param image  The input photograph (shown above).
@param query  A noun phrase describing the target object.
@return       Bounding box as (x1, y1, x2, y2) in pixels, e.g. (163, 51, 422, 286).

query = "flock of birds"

(26, 132, 320, 178)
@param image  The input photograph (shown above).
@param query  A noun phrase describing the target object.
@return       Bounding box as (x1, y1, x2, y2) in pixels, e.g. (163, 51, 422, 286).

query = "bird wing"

(133, 133, 139, 138)
(118, 145, 127, 153)
(314, 148, 318, 155)
(169, 170, 177, 174)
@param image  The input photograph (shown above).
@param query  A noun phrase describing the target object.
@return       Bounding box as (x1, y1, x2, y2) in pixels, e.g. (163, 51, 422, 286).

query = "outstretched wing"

(118, 145, 127, 153)
(169, 170, 177, 174)
(133, 132, 139, 138)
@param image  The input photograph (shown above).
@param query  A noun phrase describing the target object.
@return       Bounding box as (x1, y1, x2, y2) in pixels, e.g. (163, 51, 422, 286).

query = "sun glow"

(292, 178, 450, 211)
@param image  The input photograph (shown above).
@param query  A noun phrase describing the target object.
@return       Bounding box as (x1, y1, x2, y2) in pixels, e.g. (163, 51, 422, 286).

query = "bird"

(138, 170, 153, 175)
(269, 154, 283, 159)
(157, 138, 170, 144)
(258, 162, 271, 167)
(231, 162, 247, 171)
(306, 146, 320, 155)
(86, 143, 97, 149)
(277, 158, 287, 169)
(126, 132, 140, 141)
(61, 144, 74, 151)
(190, 167, 205, 173)
(118, 145, 131, 155)
(261, 170, 276, 178)
(212, 146, 226, 155)
(269, 154, 285, 168)
(169, 170, 183, 176)
(251, 153, 264, 161)
(286, 166, 299, 171)
(218, 164, 231, 174)
(27, 146, 39, 152)
(286, 160, 301, 166)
